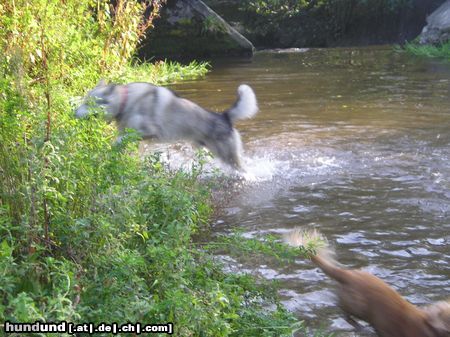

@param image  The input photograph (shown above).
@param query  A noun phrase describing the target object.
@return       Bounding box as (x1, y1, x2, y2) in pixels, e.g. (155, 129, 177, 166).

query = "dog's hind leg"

(215, 138, 244, 171)
(228, 131, 245, 171)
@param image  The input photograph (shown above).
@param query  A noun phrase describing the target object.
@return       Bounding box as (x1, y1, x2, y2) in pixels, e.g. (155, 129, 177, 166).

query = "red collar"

(118, 85, 128, 116)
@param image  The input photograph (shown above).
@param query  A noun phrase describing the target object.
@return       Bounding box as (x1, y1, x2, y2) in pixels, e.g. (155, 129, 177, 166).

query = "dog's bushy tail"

(284, 228, 350, 284)
(226, 84, 258, 123)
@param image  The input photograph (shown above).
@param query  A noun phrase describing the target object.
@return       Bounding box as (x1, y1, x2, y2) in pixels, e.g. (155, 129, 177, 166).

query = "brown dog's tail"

(284, 228, 350, 284)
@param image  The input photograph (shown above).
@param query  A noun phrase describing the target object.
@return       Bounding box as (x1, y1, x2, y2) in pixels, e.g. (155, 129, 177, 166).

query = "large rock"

(205, 0, 445, 48)
(139, 0, 254, 59)
(419, 0, 450, 44)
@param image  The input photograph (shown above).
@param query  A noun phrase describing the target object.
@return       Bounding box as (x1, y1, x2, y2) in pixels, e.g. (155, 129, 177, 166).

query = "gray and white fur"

(75, 81, 258, 170)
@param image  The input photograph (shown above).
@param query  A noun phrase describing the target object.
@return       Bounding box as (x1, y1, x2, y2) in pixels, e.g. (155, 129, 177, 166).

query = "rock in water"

(419, 0, 450, 45)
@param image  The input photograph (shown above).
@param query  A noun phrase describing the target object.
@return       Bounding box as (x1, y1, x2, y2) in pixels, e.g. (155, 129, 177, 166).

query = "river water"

(154, 46, 450, 336)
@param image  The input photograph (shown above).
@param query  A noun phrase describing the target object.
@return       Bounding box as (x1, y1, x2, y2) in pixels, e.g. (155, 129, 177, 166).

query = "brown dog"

(285, 229, 450, 337)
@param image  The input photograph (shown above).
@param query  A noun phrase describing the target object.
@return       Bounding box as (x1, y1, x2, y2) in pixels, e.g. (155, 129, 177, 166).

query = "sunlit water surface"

(142, 46, 450, 336)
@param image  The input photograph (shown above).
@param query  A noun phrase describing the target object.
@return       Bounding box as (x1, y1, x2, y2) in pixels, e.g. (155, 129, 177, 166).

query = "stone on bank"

(139, 0, 254, 59)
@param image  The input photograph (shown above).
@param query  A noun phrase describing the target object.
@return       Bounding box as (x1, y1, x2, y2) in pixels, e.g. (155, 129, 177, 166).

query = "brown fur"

(285, 229, 450, 337)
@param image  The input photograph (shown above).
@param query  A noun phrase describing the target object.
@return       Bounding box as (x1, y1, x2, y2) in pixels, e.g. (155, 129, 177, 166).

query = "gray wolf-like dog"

(75, 81, 258, 170)
(285, 229, 450, 337)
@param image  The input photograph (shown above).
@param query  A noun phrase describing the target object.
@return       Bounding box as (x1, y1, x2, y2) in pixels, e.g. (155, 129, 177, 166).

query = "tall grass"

(404, 41, 450, 60)
(116, 60, 210, 84)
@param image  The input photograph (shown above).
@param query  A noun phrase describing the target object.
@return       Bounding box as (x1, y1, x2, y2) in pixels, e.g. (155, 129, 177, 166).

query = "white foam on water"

(239, 154, 286, 182)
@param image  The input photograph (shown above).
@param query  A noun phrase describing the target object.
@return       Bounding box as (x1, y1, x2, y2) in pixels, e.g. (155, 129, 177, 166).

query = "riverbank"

(0, 1, 318, 336)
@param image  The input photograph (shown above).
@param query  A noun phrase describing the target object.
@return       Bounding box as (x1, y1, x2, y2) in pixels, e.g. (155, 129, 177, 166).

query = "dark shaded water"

(151, 46, 450, 335)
